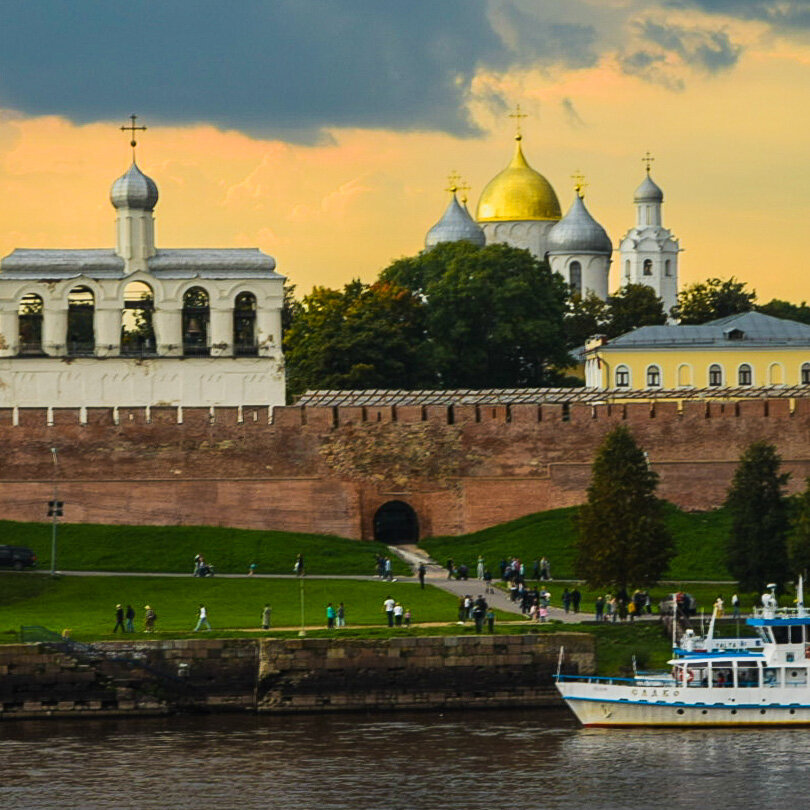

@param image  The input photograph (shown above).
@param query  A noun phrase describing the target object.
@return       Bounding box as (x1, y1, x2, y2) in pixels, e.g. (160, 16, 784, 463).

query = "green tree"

(788, 478, 810, 577)
(605, 284, 667, 338)
(381, 241, 572, 388)
(757, 298, 810, 325)
(725, 441, 790, 592)
(575, 426, 674, 591)
(672, 277, 756, 324)
(283, 279, 432, 400)
(565, 291, 609, 348)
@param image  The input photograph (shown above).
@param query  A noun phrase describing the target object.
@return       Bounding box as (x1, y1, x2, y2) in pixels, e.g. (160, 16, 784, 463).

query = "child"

(403, 609, 411, 627)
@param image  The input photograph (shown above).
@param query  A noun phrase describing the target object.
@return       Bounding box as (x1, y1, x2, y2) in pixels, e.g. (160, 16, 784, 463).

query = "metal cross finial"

(642, 150, 655, 174)
(445, 170, 461, 194)
(457, 179, 471, 205)
(571, 170, 587, 198)
(120, 114, 147, 155)
(508, 104, 528, 139)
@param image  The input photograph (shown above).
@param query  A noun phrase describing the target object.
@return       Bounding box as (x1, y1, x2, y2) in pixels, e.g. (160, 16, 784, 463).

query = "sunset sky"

(0, 1, 809, 302)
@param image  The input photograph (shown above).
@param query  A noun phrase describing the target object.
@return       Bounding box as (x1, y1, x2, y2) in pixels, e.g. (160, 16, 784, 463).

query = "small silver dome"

(425, 194, 485, 250)
(110, 162, 159, 211)
(634, 172, 663, 203)
(546, 194, 612, 255)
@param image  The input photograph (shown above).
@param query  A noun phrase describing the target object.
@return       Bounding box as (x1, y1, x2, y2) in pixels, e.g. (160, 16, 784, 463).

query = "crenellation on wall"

(271, 405, 304, 427)
(395, 405, 425, 423)
(337, 406, 365, 426)
(424, 404, 450, 424)
(302, 406, 335, 430)
(511, 403, 540, 423)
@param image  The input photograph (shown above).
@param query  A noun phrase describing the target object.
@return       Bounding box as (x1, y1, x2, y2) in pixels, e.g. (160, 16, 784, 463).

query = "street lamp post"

(48, 447, 61, 577)
(298, 572, 306, 637)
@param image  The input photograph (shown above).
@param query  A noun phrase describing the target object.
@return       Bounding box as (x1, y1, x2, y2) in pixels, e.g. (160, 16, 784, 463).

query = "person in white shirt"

(193, 603, 212, 631)
(383, 596, 395, 627)
(393, 603, 404, 627)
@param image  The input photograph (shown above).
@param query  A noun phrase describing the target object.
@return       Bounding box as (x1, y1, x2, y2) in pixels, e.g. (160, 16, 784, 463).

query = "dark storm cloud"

(666, 1, 810, 30)
(0, 0, 602, 141)
(639, 20, 741, 72)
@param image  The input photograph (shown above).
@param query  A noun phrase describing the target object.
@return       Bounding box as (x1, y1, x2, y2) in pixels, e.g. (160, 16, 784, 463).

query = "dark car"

(0, 545, 37, 570)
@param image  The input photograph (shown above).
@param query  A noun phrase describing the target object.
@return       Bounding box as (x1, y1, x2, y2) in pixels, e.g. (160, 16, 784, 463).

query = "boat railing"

(556, 674, 674, 687)
(752, 605, 809, 620)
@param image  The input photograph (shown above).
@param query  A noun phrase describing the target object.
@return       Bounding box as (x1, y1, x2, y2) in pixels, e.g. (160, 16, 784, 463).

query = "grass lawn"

(420, 502, 733, 581)
(0, 573, 488, 642)
(0, 521, 410, 576)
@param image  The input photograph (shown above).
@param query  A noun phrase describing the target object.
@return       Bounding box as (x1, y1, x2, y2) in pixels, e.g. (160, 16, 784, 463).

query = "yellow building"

(584, 311, 810, 391)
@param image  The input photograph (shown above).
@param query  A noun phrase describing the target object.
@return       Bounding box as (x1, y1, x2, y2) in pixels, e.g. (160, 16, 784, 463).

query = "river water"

(1, 709, 808, 809)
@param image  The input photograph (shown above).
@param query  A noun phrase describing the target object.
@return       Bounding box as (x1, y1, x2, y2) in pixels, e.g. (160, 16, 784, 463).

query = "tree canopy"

(788, 478, 810, 578)
(381, 241, 573, 388)
(672, 277, 757, 324)
(725, 441, 791, 592)
(605, 284, 667, 338)
(757, 298, 810, 325)
(575, 426, 674, 591)
(283, 279, 432, 400)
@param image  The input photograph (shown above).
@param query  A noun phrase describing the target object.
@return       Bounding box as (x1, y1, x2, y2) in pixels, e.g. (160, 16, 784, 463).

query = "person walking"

(595, 595, 604, 622)
(193, 603, 212, 631)
(384, 595, 395, 627)
(337, 602, 346, 628)
(571, 587, 581, 614)
(113, 604, 125, 633)
(418, 563, 426, 589)
(486, 608, 496, 633)
(125, 604, 135, 633)
(446, 558, 454, 580)
(476, 555, 485, 580)
(393, 602, 404, 627)
(731, 593, 740, 619)
(294, 553, 304, 576)
(261, 604, 272, 630)
(326, 602, 336, 629)
(144, 605, 157, 633)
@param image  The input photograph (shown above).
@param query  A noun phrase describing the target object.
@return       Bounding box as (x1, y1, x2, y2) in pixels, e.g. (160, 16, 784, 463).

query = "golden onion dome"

(476, 136, 561, 222)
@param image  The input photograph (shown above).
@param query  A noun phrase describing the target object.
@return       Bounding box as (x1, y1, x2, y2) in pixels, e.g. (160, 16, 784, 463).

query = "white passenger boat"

(555, 583, 810, 726)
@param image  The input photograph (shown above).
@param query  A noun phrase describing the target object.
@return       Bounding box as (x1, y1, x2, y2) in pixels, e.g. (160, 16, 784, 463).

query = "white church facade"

(0, 151, 285, 409)
(424, 134, 681, 312)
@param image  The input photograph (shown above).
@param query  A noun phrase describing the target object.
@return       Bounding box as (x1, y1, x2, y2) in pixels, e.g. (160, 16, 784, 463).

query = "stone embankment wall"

(0, 633, 593, 720)
(1, 398, 810, 537)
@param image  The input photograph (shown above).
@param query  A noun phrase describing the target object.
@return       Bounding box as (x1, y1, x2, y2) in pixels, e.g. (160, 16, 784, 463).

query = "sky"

(0, 0, 809, 302)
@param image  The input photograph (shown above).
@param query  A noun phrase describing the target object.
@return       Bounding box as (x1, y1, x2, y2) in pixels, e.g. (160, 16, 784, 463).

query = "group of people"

(325, 602, 347, 628)
(456, 594, 496, 632)
(112, 604, 156, 633)
(383, 595, 411, 627)
(193, 554, 214, 577)
(374, 554, 396, 581)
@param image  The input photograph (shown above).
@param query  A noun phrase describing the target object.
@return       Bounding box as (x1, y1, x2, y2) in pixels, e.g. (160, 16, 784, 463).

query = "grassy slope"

(0, 574, 469, 640)
(0, 521, 410, 576)
(420, 503, 733, 582)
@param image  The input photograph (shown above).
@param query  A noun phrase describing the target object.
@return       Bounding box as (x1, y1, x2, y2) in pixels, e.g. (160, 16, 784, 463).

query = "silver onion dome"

(110, 162, 159, 211)
(425, 194, 486, 250)
(633, 172, 663, 203)
(547, 194, 612, 255)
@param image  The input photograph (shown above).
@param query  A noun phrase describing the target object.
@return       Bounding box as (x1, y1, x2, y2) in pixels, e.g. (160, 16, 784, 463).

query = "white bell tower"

(618, 153, 680, 316)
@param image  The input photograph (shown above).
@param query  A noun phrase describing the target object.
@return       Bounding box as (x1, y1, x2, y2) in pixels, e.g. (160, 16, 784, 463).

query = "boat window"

(711, 666, 733, 688)
(791, 626, 804, 644)
(772, 626, 789, 644)
(685, 665, 707, 687)
(737, 664, 760, 688)
(785, 668, 807, 687)
(763, 667, 780, 687)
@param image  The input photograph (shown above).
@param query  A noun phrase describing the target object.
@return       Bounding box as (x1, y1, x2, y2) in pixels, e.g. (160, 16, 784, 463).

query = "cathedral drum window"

(646, 365, 662, 388)
(708, 363, 723, 387)
(66, 286, 95, 356)
(738, 363, 752, 386)
(568, 261, 582, 296)
(615, 365, 630, 388)
(802, 363, 810, 385)
(182, 286, 210, 357)
(234, 292, 258, 356)
(18, 293, 44, 356)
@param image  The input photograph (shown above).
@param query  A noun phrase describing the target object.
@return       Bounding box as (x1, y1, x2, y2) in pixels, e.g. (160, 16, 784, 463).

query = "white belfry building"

(0, 148, 285, 408)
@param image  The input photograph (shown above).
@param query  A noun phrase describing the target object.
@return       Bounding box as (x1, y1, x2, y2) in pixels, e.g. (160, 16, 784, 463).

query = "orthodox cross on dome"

(445, 170, 461, 194)
(508, 104, 528, 140)
(642, 150, 655, 174)
(571, 170, 587, 199)
(457, 179, 471, 205)
(120, 114, 147, 158)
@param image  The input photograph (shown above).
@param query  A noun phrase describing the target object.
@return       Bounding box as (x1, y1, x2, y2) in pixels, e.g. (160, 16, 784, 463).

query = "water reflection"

(1, 710, 807, 809)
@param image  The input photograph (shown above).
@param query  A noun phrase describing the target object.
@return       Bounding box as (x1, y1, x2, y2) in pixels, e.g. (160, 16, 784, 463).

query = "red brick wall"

(1, 400, 809, 539)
